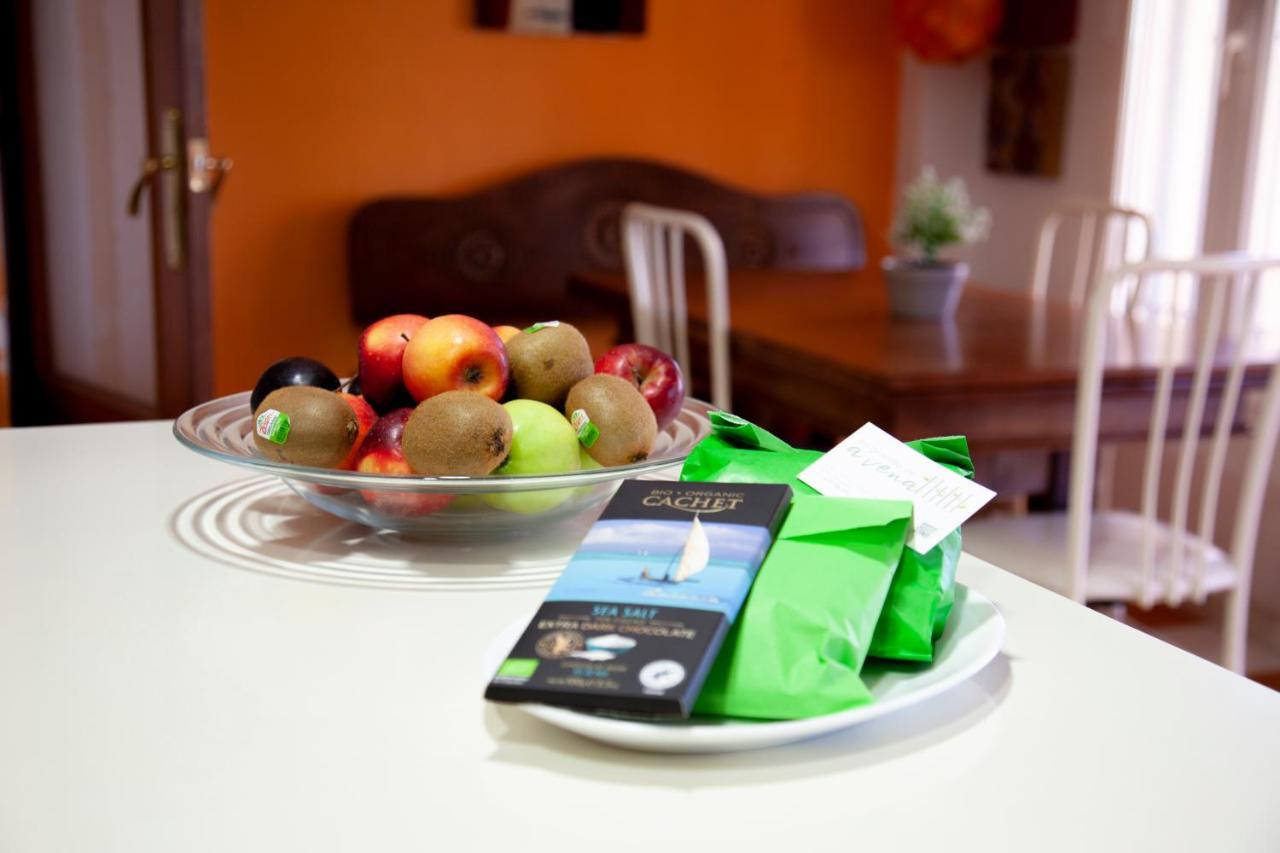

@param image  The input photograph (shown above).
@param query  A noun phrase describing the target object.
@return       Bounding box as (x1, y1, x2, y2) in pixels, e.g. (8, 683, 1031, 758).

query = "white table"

(2, 421, 1278, 852)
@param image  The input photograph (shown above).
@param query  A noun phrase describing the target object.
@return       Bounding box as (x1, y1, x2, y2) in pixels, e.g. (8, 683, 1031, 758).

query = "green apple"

(573, 445, 605, 500)
(578, 445, 602, 471)
(484, 399, 581, 514)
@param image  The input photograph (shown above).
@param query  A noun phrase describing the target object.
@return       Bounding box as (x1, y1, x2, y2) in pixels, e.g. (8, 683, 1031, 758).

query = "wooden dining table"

(570, 269, 1277, 500)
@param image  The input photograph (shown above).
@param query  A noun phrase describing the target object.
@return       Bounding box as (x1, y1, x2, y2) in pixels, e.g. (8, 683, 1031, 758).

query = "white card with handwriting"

(797, 423, 996, 553)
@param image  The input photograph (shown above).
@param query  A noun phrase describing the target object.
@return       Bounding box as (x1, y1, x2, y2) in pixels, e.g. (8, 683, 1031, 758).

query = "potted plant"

(883, 167, 991, 320)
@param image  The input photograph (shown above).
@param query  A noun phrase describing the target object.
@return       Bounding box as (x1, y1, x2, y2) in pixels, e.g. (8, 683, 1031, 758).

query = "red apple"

(492, 325, 521, 343)
(357, 314, 429, 408)
(403, 314, 509, 402)
(336, 392, 378, 470)
(354, 408, 453, 516)
(594, 344, 686, 429)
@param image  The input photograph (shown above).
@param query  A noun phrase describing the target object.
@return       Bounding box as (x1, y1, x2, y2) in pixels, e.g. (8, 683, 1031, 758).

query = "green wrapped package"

(680, 413, 974, 663)
(868, 435, 974, 662)
(680, 413, 825, 488)
(693, 495, 913, 719)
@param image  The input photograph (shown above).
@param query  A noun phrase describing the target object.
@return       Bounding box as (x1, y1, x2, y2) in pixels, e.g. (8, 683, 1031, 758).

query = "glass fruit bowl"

(174, 391, 715, 536)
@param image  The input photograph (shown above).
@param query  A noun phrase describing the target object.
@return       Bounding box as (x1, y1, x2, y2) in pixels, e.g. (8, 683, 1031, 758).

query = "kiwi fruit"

(252, 386, 358, 468)
(564, 374, 658, 467)
(402, 390, 513, 476)
(505, 322, 593, 408)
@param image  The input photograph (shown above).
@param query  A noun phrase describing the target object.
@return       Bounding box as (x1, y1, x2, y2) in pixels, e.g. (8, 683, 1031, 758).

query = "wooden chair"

(347, 157, 865, 336)
(621, 203, 731, 410)
(965, 256, 1280, 673)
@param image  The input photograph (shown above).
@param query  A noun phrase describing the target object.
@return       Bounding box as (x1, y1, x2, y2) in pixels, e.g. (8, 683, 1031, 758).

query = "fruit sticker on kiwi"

(569, 408, 599, 448)
(522, 320, 561, 334)
(255, 409, 291, 444)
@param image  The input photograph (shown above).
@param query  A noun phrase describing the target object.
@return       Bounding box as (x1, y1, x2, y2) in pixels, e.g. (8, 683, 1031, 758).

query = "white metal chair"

(1031, 200, 1154, 308)
(1031, 201, 1154, 509)
(965, 256, 1280, 673)
(620, 202, 731, 411)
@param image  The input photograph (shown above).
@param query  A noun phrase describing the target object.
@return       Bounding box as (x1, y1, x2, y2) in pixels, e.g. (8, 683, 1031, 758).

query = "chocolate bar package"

(485, 480, 791, 718)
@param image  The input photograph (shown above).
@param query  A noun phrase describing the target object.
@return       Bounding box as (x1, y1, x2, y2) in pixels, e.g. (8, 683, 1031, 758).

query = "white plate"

(482, 584, 1005, 753)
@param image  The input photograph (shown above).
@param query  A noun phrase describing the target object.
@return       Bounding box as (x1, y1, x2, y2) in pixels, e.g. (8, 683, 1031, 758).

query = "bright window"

(1246, 1, 1280, 328)
(1114, 0, 1227, 261)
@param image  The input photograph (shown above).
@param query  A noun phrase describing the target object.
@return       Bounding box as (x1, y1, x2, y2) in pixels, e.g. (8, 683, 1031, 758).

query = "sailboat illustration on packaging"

(669, 514, 708, 583)
(639, 514, 709, 584)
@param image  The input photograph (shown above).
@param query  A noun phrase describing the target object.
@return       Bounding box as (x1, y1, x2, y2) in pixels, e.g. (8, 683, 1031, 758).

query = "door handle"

(125, 112, 231, 270)
(187, 138, 232, 198)
(127, 140, 231, 215)
(126, 109, 185, 269)
(126, 154, 178, 217)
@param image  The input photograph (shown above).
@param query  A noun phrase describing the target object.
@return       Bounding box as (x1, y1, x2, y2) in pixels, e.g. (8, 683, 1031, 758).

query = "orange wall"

(204, 0, 901, 394)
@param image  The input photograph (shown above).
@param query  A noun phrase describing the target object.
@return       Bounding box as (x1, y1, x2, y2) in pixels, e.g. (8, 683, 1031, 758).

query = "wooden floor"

(1, 280, 8, 425)
(1122, 600, 1280, 691)
(1252, 671, 1280, 691)
(0, 315, 8, 426)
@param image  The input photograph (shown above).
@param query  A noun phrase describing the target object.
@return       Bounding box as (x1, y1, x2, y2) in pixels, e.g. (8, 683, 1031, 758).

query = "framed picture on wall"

(475, 0, 646, 36)
(985, 49, 1070, 178)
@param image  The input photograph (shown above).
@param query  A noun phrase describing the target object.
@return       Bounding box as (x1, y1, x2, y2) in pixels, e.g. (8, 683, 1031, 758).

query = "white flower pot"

(881, 258, 968, 321)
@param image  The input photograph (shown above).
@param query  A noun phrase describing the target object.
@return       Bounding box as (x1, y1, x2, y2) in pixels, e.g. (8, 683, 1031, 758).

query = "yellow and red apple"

(403, 314, 509, 402)
(492, 325, 521, 343)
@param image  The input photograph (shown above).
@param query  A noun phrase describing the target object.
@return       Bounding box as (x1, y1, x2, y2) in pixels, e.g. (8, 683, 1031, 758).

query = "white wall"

(894, 0, 1132, 290)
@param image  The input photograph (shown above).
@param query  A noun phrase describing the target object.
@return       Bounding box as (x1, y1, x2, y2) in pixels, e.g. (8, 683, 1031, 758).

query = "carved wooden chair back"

(348, 158, 864, 325)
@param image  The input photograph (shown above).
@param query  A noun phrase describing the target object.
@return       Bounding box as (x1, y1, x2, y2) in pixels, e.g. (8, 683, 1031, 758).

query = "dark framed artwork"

(475, 0, 646, 36)
(995, 0, 1078, 47)
(985, 48, 1070, 178)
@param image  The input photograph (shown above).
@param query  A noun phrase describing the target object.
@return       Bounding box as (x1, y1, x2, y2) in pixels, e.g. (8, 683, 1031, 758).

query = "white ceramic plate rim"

(483, 584, 1005, 753)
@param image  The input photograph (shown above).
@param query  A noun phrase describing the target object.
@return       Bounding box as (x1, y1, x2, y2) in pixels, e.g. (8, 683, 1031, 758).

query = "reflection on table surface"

(169, 475, 593, 592)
